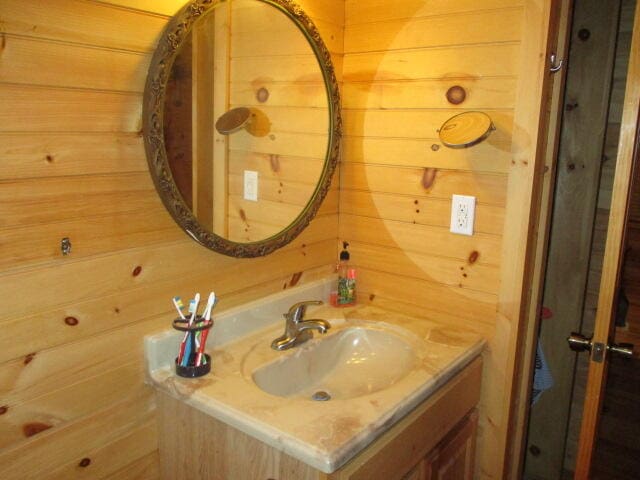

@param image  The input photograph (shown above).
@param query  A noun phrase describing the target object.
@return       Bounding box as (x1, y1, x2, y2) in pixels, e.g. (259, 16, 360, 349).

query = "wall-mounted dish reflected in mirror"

(143, 0, 341, 257)
(216, 107, 252, 135)
(438, 111, 495, 149)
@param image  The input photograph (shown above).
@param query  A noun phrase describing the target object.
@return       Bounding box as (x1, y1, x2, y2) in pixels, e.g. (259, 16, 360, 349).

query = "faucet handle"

(286, 300, 323, 321)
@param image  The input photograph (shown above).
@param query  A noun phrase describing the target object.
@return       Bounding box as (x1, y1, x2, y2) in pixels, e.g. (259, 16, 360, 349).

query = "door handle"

(567, 332, 635, 359)
(567, 332, 592, 352)
(608, 342, 634, 358)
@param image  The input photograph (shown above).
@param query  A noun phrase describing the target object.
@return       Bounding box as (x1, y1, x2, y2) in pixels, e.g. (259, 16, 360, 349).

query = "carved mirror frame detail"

(143, 0, 342, 257)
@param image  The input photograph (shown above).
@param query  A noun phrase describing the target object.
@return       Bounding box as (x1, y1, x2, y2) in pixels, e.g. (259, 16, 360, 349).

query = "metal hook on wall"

(61, 237, 72, 255)
(549, 53, 564, 73)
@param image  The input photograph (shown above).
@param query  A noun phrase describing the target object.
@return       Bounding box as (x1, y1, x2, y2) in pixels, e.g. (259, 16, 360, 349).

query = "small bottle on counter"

(336, 242, 356, 306)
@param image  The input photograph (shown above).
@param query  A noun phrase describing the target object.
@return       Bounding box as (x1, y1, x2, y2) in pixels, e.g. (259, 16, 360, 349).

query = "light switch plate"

(244, 170, 258, 201)
(450, 194, 476, 236)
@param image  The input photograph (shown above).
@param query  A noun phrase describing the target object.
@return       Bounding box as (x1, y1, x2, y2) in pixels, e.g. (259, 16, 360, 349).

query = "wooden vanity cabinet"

(402, 411, 478, 480)
(157, 357, 481, 480)
(327, 358, 481, 480)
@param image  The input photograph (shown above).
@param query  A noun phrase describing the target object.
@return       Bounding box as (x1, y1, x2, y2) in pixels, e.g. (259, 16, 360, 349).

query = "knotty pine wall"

(341, 1, 524, 478)
(0, 0, 342, 478)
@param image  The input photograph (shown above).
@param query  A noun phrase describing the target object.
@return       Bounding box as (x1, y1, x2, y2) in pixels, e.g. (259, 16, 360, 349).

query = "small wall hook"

(61, 237, 72, 256)
(550, 53, 564, 73)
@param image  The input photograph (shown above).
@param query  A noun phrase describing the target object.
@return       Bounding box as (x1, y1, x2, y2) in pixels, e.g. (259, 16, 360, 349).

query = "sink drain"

(311, 390, 331, 401)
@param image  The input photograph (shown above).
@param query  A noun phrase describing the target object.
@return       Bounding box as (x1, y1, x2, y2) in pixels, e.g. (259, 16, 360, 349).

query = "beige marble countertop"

(146, 294, 484, 473)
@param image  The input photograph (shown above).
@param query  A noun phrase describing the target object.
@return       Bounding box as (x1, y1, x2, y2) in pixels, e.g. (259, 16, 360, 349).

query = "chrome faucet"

(270, 300, 331, 351)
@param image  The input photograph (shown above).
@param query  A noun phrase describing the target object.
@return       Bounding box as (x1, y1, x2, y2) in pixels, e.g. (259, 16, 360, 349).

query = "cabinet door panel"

(428, 410, 478, 480)
(402, 460, 425, 480)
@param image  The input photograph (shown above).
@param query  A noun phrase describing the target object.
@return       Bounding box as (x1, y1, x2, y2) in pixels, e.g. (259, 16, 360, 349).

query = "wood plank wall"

(341, 1, 525, 478)
(0, 0, 343, 478)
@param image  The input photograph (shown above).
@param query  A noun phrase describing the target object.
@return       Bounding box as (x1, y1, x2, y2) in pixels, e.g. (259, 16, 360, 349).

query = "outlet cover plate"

(450, 194, 476, 236)
(244, 170, 258, 201)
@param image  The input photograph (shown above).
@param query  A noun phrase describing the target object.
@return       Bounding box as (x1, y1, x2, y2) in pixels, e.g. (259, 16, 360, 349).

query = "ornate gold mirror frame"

(143, 0, 341, 257)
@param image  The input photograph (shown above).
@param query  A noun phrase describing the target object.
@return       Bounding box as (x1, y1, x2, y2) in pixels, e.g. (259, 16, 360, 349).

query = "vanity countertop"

(146, 292, 485, 474)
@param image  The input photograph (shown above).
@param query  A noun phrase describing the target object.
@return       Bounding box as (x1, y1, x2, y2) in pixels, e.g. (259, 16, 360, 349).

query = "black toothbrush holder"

(172, 316, 213, 378)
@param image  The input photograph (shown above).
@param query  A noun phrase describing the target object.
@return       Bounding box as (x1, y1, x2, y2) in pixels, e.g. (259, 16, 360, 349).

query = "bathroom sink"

(251, 325, 419, 399)
(145, 280, 485, 473)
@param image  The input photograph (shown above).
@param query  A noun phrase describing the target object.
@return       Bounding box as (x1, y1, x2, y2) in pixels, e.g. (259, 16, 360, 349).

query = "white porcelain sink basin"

(251, 325, 419, 400)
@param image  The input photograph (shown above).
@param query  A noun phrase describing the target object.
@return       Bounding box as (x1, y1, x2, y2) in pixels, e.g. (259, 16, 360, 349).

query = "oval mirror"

(143, 0, 341, 257)
(438, 111, 494, 149)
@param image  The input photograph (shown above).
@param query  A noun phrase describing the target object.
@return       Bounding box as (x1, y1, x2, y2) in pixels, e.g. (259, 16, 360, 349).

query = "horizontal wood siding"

(0, 0, 343, 478)
(342, 2, 525, 478)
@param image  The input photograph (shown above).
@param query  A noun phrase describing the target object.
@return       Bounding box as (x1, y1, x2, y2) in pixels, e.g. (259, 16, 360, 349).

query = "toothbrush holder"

(172, 316, 213, 378)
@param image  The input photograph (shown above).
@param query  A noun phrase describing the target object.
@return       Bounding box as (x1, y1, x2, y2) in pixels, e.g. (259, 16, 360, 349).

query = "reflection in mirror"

(438, 111, 495, 149)
(160, 0, 332, 246)
(215, 107, 252, 135)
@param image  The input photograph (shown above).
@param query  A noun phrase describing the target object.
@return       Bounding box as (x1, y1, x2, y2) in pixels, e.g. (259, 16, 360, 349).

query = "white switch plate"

(450, 194, 476, 236)
(244, 170, 258, 201)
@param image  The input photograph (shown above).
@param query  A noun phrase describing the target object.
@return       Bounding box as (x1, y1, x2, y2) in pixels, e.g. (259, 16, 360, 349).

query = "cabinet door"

(427, 411, 478, 480)
(402, 460, 426, 480)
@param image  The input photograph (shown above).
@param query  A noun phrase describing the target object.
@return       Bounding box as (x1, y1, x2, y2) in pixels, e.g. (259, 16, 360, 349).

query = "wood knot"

(45, 154, 54, 163)
(64, 316, 79, 326)
(369, 294, 376, 301)
(239, 208, 247, 222)
(24, 353, 36, 365)
(577, 28, 590, 41)
(132, 265, 142, 277)
(23, 422, 52, 438)
(78, 458, 91, 468)
(0, 405, 8, 415)
(445, 85, 466, 105)
(256, 87, 269, 103)
(422, 168, 437, 190)
(468, 251, 479, 264)
(289, 272, 302, 287)
(269, 154, 280, 173)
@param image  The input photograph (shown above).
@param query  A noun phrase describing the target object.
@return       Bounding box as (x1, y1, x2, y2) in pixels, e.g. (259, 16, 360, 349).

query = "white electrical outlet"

(450, 194, 476, 236)
(244, 170, 258, 201)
